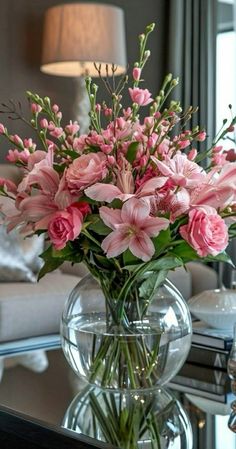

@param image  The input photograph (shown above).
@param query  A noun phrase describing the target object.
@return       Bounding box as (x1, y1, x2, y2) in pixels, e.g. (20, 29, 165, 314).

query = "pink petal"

(121, 197, 150, 224)
(143, 216, 169, 237)
(138, 176, 167, 195)
(99, 206, 122, 230)
(129, 231, 155, 261)
(85, 183, 122, 202)
(216, 163, 236, 186)
(101, 230, 130, 258)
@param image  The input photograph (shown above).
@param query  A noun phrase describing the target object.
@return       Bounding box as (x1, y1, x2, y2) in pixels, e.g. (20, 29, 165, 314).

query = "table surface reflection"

(0, 348, 235, 449)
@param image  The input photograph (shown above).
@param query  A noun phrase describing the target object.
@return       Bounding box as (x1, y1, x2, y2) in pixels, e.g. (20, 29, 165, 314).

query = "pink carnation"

(128, 87, 153, 106)
(180, 206, 228, 257)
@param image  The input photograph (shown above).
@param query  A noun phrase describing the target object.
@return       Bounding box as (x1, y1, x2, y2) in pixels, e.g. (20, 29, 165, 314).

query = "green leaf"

(123, 249, 140, 266)
(146, 255, 183, 272)
(171, 242, 199, 261)
(38, 258, 64, 280)
(205, 251, 235, 267)
(139, 269, 168, 299)
(153, 228, 171, 256)
(125, 141, 139, 164)
(87, 215, 110, 235)
(229, 223, 236, 239)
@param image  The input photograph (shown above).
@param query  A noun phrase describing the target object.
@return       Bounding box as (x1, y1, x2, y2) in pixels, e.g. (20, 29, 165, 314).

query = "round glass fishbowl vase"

(61, 273, 192, 390)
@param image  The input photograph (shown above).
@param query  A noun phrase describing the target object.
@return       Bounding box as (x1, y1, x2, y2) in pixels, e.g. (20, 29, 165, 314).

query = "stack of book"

(168, 361, 233, 404)
(187, 321, 233, 370)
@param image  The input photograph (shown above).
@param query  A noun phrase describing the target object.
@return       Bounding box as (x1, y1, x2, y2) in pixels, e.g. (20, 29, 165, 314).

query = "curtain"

(165, 0, 218, 149)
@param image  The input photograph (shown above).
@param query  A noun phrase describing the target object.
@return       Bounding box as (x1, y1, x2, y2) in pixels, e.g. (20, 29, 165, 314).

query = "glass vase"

(61, 273, 192, 390)
(62, 384, 193, 449)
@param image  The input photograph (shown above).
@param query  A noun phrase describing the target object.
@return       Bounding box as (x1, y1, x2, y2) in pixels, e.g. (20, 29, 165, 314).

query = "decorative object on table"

(0, 22, 236, 398)
(40, 3, 127, 133)
(188, 289, 236, 330)
(62, 384, 193, 449)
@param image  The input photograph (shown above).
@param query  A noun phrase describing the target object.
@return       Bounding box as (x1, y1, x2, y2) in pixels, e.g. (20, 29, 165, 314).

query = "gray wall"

(0, 0, 168, 162)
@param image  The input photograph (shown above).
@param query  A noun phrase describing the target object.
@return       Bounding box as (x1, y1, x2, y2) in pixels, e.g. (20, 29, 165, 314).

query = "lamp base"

(73, 77, 90, 134)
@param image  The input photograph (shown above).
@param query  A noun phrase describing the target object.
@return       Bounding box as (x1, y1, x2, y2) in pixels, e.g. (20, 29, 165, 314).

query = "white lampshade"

(40, 3, 127, 77)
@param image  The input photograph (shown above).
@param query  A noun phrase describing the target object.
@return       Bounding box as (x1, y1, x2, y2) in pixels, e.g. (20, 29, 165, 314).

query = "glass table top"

(0, 346, 235, 449)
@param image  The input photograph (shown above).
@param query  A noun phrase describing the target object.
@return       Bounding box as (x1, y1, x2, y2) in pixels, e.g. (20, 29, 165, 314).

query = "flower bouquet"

(0, 23, 236, 390)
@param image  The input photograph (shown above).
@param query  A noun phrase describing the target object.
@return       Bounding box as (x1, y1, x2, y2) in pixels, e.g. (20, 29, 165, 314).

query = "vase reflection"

(62, 384, 193, 449)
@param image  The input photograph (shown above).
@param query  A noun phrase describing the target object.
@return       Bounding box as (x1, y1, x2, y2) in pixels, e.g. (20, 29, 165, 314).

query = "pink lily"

(99, 197, 169, 261)
(151, 153, 206, 189)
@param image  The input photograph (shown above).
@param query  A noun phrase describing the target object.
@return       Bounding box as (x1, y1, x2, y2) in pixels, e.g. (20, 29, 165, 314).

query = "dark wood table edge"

(0, 404, 115, 449)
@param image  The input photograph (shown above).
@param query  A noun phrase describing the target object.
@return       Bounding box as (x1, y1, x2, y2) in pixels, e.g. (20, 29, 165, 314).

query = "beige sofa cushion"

(0, 272, 80, 342)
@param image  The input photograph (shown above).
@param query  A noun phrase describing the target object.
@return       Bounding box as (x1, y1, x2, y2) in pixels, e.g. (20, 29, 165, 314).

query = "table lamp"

(40, 3, 127, 132)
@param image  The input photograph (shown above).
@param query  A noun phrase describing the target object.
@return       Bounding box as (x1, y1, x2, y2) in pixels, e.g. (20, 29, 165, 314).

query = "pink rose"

(180, 207, 228, 257)
(48, 206, 83, 250)
(66, 152, 107, 192)
(128, 87, 153, 106)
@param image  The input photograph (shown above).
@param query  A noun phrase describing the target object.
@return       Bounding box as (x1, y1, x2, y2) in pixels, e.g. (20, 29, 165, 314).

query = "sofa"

(0, 164, 218, 377)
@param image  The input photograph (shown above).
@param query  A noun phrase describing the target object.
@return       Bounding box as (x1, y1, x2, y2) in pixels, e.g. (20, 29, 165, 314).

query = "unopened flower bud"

(133, 67, 141, 81)
(52, 104, 59, 113)
(0, 124, 6, 134)
(40, 118, 48, 128)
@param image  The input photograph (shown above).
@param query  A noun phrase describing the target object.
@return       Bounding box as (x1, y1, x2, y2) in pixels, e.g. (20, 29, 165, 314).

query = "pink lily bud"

(40, 118, 48, 129)
(0, 124, 6, 134)
(196, 130, 206, 142)
(227, 125, 235, 132)
(132, 67, 141, 81)
(104, 107, 112, 117)
(52, 104, 59, 113)
(56, 111, 62, 120)
(139, 155, 148, 167)
(107, 155, 115, 165)
(188, 148, 197, 161)
(95, 103, 101, 112)
(13, 134, 23, 147)
(212, 145, 223, 153)
(31, 103, 42, 114)
(144, 116, 154, 128)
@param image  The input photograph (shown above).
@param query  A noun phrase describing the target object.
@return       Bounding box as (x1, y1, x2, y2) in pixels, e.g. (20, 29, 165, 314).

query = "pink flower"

(52, 104, 59, 113)
(40, 119, 48, 129)
(66, 152, 107, 192)
(49, 127, 64, 138)
(0, 124, 6, 134)
(188, 148, 197, 161)
(180, 206, 228, 257)
(65, 121, 80, 135)
(128, 87, 153, 106)
(152, 153, 206, 189)
(31, 103, 42, 114)
(6, 149, 30, 164)
(196, 131, 206, 142)
(48, 206, 83, 250)
(132, 67, 141, 81)
(0, 177, 17, 193)
(99, 197, 169, 261)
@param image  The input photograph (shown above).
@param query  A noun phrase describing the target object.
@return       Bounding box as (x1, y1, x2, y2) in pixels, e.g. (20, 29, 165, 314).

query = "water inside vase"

(61, 312, 191, 390)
